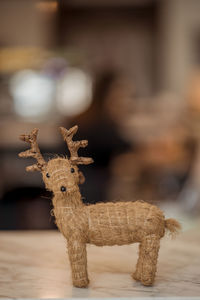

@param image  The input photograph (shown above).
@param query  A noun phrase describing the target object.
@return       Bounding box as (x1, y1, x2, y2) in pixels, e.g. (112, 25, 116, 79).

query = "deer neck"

(52, 189, 84, 211)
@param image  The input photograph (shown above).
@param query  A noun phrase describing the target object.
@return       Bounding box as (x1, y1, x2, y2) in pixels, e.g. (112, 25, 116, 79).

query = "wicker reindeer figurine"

(19, 126, 181, 287)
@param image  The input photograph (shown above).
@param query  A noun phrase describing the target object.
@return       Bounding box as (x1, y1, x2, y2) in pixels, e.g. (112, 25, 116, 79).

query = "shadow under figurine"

(19, 125, 181, 288)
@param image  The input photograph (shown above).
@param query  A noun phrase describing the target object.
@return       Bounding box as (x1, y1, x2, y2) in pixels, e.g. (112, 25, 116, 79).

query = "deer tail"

(165, 218, 181, 238)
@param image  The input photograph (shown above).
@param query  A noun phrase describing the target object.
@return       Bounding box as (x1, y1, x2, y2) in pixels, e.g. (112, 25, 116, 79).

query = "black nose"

(60, 186, 67, 192)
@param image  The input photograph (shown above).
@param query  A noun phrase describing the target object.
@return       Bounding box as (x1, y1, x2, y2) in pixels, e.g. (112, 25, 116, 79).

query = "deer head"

(19, 126, 93, 197)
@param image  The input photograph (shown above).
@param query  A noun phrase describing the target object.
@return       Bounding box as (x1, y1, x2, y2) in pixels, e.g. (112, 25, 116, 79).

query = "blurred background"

(0, 0, 200, 229)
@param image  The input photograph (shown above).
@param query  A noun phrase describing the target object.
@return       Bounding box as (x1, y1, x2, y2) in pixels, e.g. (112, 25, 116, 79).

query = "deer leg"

(132, 243, 143, 281)
(67, 239, 89, 288)
(139, 234, 160, 286)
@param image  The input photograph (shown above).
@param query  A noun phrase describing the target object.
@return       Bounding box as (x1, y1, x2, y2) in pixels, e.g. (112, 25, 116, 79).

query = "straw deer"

(19, 125, 181, 287)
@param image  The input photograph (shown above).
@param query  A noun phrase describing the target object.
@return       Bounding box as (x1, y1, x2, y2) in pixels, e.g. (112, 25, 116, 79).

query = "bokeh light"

(56, 68, 92, 117)
(10, 69, 55, 120)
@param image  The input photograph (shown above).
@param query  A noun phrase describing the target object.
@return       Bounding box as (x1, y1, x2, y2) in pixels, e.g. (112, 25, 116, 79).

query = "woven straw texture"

(19, 126, 181, 288)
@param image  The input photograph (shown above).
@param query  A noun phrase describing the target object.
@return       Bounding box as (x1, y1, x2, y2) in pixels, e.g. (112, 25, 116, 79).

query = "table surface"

(0, 223, 200, 299)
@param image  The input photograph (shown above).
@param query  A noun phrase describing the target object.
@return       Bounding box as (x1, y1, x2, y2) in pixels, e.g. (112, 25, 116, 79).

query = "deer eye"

(71, 168, 75, 173)
(46, 173, 50, 178)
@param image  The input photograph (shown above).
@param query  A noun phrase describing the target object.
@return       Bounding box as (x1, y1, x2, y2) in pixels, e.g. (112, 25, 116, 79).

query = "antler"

(59, 125, 93, 165)
(18, 128, 46, 172)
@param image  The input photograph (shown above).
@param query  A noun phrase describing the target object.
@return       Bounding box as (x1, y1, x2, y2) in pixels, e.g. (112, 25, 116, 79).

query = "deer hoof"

(132, 271, 141, 282)
(140, 277, 154, 286)
(73, 278, 89, 288)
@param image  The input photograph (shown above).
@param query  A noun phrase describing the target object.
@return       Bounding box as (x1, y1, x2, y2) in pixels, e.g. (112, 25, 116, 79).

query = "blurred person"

(178, 71, 200, 214)
(108, 93, 194, 204)
(66, 70, 132, 203)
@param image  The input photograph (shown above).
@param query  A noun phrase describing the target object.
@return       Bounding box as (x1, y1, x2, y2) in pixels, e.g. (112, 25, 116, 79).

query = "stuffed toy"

(19, 125, 181, 287)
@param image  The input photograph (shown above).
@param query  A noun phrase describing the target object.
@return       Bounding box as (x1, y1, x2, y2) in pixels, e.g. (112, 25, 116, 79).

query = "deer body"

(86, 201, 165, 246)
(19, 125, 181, 288)
(54, 196, 165, 246)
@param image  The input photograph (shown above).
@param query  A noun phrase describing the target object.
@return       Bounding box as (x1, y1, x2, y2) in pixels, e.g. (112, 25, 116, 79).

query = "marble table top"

(0, 223, 200, 299)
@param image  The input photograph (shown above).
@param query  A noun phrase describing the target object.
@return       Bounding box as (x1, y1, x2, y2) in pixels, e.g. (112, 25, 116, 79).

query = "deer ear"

(78, 171, 85, 184)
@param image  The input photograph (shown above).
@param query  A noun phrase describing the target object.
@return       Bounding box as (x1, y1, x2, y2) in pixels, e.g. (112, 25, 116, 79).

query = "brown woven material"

(19, 125, 181, 288)
(19, 128, 46, 172)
